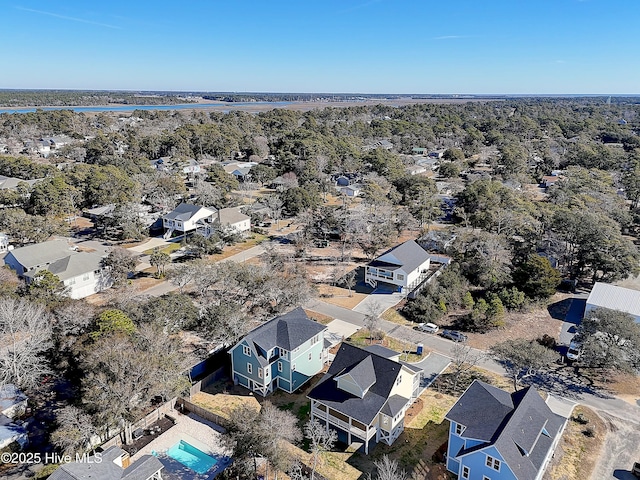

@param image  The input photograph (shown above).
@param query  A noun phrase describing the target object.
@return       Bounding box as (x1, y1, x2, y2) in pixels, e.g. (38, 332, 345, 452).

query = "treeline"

(0, 90, 194, 107)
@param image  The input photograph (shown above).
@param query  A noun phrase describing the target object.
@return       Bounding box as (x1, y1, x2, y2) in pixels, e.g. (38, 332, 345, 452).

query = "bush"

(537, 334, 557, 349)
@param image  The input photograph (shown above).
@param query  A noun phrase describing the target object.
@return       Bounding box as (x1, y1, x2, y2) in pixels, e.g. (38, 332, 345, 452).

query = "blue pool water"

(166, 440, 218, 474)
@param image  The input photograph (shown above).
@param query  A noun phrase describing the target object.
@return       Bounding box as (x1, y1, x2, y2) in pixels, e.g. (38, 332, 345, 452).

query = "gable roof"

(164, 203, 216, 221)
(5, 240, 74, 269)
(446, 380, 565, 480)
(586, 282, 640, 319)
(238, 307, 326, 361)
(218, 207, 250, 226)
(307, 343, 411, 425)
(368, 240, 430, 274)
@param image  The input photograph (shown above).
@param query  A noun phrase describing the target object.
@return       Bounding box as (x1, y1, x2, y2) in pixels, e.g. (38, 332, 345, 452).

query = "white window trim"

(483, 476, 491, 480)
(455, 423, 465, 435)
(258, 369, 263, 379)
(461, 466, 470, 479)
(247, 363, 252, 374)
(242, 345, 251, 356)
(278, 361, 283, 372)
(486, 455, 501, 472)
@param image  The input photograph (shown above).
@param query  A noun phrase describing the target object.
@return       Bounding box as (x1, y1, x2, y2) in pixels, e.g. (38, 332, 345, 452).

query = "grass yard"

(207, 233, 267, 261)
(142, 242, 182, 255)
(190, 391, 260, 419)
(382, 307, 413, 326)
(317, 284, 368, 309)
(543, 407, 606, 480)
(347, 329, 427, 363)
(304, 309, 334, 325)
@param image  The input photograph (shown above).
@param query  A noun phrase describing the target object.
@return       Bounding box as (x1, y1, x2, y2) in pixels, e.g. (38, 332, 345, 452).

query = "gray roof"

(339, 355, 377, 392)
(218, 207, 250, 226)
(5, 240, 75, 269)
(0, 175, 42, 190)
(240, 307, 326, 361)
(586, 282, 640, 318)
(164, 203, 215, 221)
(49, 446, 163, 480)
(308, 343, 410, 425)
(44, 251, 104, 281)
(446, 380, 565, 480)
(363, 344, 400, 359)
(369, 240, 430, 274)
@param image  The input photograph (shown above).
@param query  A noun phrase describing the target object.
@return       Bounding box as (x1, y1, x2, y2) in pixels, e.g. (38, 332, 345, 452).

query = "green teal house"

(445, 380, 566, 480)
(229, 308, 328, 396)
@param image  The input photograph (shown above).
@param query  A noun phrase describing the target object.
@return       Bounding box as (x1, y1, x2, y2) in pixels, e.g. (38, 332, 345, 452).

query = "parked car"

(566, 340, 582, 361)
(632, 461, 640, 478)
(441, 329, 468, 342)
(416, 322, 439, 334)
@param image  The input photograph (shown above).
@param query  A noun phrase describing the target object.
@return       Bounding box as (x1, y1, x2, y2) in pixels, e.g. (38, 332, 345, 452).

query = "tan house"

(307, 343, 422, 454)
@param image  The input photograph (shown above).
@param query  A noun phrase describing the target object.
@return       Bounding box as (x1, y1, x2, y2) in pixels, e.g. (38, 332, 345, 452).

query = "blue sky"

(1, 0, 638, 94)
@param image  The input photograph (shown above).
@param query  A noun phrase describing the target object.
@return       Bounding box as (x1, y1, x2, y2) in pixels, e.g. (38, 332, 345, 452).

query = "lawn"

(142, 242, 182, 255)
(207, 233, 267, 261)
(317, 284, 367, 310)
(346, 329, 427, 363)
(190, 391, 260, 419)
(381, 307, 413, 326)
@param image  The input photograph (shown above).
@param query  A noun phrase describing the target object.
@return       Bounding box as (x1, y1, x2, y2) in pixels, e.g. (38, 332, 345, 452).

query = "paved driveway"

(352, 291, 405, 315)
(128, 237, 172, 253)
(559, 295, 587, 346)
(410, 352, 451, 392)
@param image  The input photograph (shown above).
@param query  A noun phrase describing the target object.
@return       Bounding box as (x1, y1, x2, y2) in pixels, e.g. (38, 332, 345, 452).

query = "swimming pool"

(166, 440, 218, 474)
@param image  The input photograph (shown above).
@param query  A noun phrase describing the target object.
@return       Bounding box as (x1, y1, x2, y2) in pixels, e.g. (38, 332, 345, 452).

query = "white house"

(365, 240, 431, 292)
(0, 232, 8, 253)
(218, 207, 251, 235)
(3, 240, 112, 299)
(339, 184, 362, 197)
(585, 282, 640, 323)
(162, 203, 217, 239)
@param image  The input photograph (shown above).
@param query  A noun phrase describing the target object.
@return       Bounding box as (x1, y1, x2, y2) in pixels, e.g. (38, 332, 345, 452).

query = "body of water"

(0, 101, 292, 114)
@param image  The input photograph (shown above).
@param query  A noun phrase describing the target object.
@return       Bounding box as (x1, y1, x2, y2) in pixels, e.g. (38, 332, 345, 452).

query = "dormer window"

(455, 423, 465, 435)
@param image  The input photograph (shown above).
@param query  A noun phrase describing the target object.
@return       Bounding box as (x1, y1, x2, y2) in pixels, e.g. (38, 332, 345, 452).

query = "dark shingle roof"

(363, 344, 399, 359)
(121, 455, 165, 480)
(338, 355, 376, 392)
(368, 240, 430, 274)
(307, 343, 409, 425)
(164, 203, 214, 221)
(446, 380, 515, 441)
(243, 307, 326, 354)
(446, 380, 565, 480)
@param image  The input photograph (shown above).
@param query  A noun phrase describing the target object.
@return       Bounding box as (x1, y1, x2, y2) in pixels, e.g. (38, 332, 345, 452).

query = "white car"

(416, 322, 439, 334)
(566, 340, 582, 361)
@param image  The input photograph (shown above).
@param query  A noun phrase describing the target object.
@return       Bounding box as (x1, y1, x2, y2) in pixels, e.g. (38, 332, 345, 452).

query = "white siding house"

(162, 203, 217, 239)
(365, 240, 431, 292)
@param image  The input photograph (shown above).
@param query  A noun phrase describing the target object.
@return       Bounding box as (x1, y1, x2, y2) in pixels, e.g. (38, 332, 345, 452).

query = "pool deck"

(131, 411, 232, 479)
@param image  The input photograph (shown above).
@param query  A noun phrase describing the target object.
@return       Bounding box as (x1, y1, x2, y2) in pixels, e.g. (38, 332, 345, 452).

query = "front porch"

(310, 402, 377, 454)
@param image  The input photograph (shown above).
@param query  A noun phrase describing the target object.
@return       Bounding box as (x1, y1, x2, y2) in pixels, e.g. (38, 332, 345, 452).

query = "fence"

(99, 397, 177, 449)
(189, 366, 227, 397)
(177, 397, 228, 429)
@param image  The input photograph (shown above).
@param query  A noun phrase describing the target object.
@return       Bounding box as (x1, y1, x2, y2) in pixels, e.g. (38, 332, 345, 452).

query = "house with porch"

(445, 380, 565, 480)
(229, 308, 328, 396)
(162, 203, 217, 239)
(196, 206, 251, 238)
(49, 445, 163, 480)
(307, 343, 422, 454)
(364, 239, 431, 292)
(3, 239, 112, 299)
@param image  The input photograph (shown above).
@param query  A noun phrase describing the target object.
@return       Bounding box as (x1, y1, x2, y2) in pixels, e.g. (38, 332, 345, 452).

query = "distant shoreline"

(0, 97, 502, 115)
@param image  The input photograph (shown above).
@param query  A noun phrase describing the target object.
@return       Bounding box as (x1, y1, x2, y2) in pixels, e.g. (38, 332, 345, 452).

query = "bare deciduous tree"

(51, 406, 97, 455)
(449, 342, 484, 393)
(304, 419, 337, 480)
(369, 455, 408, 480)
(0, 298, 53, 389)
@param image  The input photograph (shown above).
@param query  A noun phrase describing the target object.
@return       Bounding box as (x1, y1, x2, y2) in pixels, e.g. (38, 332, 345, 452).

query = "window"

(247, 363, 252, 374)
(483, 476, 491, 480)
(308, 352, 312, 361)
(83, 273, 90, 281)
(278, 362, 283, 372)
(397, 274, 405, 280)
(486, 456, 500, 471)
(243, 345, 251, 356)
(462, 466, 469, 479)
(67, 278, 76, 285)
(258, 369, 263, 379)
(455, 424, 465, 435)
(396, 375, 402, 385)
(292, 363, 296, 372)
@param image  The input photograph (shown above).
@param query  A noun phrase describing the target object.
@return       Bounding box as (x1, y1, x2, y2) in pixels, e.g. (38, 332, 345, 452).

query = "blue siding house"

(445, 380, 565, 480)
(229, 308, 328, 396)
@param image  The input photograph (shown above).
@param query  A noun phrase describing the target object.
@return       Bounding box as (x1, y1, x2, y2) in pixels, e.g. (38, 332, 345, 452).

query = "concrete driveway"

(325, 319, 360, 345)
(559, 295, 587, 346)
(128, 237, 172, 253)
(410, 352, 451, 392)
(352, 291, 405, 315)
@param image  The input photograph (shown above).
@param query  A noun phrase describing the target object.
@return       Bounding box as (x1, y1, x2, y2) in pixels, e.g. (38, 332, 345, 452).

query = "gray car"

(441, 329, 468, 342)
